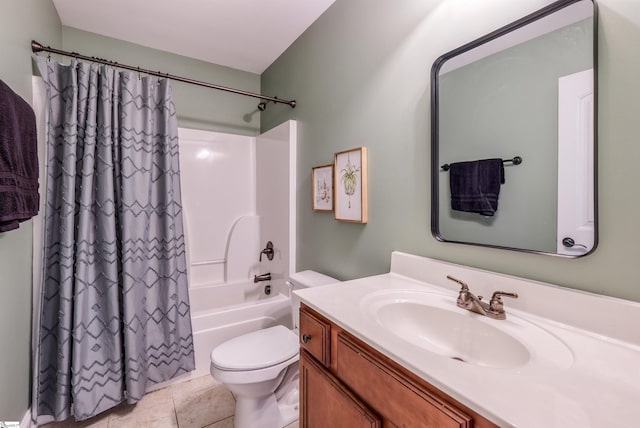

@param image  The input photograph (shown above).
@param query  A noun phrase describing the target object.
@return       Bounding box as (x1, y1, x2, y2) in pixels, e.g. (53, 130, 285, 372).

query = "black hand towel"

(449, 158, 504, 216)
(0, 79, 39, 232)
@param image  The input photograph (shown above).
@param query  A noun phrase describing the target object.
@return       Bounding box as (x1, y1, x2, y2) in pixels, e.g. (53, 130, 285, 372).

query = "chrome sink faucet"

(446, 275, 518, 320)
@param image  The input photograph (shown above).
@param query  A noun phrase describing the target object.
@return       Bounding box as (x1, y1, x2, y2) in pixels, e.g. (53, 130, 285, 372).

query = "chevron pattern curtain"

(33, 58, 194, 422)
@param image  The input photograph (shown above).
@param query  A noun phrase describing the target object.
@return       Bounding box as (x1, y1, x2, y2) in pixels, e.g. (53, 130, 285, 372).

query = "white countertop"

(294, 252, 640, 428)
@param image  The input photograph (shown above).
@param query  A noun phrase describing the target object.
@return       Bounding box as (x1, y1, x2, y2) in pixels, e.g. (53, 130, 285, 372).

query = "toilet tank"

(288, 270, 339, 333)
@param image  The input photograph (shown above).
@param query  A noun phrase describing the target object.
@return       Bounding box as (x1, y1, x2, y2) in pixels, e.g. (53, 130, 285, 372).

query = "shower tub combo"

(176, 124, 297, 378)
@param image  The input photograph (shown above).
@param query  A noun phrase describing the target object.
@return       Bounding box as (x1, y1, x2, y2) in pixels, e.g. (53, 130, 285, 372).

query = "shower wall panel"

(178, 128, 256, 287)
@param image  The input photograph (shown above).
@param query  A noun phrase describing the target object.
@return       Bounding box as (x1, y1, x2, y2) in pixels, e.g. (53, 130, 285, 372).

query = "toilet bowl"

(210, 270, 338, 428)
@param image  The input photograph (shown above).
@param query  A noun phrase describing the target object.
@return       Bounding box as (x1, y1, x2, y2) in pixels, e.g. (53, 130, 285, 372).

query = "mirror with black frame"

(431, 0, 597, 257)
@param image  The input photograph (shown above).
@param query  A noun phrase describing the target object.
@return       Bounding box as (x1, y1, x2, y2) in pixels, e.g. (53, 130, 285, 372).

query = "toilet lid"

(211, 325, 299, 371)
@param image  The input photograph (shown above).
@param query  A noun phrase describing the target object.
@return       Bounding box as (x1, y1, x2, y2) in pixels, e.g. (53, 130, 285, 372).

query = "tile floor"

(43, 375, 300, 428)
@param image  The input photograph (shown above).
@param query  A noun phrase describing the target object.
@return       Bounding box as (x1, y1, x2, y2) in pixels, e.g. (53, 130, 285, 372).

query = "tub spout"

(254, 272, 271, 283)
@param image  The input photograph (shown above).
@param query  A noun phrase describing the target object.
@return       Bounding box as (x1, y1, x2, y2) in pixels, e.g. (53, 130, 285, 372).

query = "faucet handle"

(447, 276, 472, 307)
(259, 241, 275, 262)
(492, 291, 518, 300)
(446, 275, 469, 291)
(489, 291, 518, 313)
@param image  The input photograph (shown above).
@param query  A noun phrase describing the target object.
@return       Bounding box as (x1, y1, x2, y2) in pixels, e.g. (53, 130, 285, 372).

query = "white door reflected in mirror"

(557, 69, 595, 255)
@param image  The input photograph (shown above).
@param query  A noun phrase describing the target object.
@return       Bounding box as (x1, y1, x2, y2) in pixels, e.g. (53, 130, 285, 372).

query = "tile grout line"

(170, 384, 180, 428)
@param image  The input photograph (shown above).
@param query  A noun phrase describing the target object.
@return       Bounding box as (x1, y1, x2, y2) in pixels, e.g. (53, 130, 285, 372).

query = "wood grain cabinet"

(299, 304, 499, 428)
(300, 351, 381, 427)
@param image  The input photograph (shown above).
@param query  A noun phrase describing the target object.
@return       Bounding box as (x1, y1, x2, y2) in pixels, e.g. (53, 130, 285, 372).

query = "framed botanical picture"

(334, 147, 368, 223)
(312, 164, 334, 211)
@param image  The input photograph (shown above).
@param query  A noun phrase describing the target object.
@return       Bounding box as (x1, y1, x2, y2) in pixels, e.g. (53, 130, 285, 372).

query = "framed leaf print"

(334, 147, 368, 223)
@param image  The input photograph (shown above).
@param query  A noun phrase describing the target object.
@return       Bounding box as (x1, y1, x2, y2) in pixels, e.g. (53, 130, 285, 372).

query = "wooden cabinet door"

(299, 305, 331, 366)
(300, 350, 381, 428)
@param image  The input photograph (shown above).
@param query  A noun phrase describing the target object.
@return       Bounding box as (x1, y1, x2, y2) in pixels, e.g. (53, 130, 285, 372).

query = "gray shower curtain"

(33, 58, 194, 422)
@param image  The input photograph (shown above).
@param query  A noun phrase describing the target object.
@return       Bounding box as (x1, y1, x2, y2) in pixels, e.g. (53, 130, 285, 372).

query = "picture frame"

(334, 147, 368, 223)
(312, 164, 334, 212)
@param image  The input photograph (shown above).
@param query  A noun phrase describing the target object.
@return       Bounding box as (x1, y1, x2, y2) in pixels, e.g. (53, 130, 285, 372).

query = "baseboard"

(19, 409, 32, 428)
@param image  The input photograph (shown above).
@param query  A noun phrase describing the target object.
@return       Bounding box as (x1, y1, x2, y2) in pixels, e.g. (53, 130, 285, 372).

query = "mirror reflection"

(431, 0, 596, 257)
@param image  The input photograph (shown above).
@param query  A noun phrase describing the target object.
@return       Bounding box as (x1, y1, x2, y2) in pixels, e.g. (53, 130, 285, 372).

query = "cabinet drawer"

(336, 332, 473, 428)
(299, 305, 331, 366)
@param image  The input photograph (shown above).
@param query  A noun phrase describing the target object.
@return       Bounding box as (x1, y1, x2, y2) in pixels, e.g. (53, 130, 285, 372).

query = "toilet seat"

(211, 325, 298, 371)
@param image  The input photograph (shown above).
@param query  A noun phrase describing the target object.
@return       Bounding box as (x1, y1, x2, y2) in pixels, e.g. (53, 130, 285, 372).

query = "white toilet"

(210, 270, 338, 428)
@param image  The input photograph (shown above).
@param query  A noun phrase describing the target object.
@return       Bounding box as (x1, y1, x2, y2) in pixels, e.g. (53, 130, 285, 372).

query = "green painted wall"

(261, 0, 640, 303)
(0, 0, 61, 420)
(62, 27, 261, 135)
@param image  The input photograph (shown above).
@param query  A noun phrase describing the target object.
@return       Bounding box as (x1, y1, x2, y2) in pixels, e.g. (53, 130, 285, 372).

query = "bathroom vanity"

(299, 304, 497, 427)
(294, 252, 640, 427)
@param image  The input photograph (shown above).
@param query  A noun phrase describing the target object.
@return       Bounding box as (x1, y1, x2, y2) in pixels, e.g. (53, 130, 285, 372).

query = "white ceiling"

(51, 0, 336, 74)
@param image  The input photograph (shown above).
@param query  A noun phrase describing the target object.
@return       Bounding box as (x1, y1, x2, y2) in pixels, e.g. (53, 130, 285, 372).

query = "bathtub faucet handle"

(259, 241, 275, 262)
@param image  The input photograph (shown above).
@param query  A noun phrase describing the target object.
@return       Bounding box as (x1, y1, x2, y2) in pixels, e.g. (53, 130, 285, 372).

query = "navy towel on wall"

(449, 158, 504, 216)
(0, 78, 39, 232)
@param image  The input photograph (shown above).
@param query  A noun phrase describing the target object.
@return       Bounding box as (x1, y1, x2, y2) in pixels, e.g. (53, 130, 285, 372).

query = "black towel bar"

(441, 156, 522, 171)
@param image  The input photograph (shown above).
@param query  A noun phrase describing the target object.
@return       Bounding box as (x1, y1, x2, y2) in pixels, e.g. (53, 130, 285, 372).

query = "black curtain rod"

(31, 40, 296, 110)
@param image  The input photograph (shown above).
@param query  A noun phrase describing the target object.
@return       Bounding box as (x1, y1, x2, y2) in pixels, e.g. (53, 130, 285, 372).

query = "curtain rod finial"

(31, 40, 44, 53)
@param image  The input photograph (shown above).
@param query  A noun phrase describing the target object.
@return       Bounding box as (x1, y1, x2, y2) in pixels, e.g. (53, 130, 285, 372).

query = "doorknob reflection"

(562, 237, 587, 249)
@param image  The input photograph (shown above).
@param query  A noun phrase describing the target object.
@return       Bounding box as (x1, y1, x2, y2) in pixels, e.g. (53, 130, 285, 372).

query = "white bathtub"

(189, 281, 293, 377)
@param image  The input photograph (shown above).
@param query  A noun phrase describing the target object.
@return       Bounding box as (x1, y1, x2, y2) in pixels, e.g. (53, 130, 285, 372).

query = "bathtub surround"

(178, 128, 258, 287)
(33, 58, 194, 422)
(178, 121, 297, 377)
(256, 121, 298, 291)
(178, 120, 296, 293)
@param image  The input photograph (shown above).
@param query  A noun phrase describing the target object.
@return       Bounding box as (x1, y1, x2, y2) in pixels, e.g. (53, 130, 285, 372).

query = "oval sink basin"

(361, 290, 573, 370)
